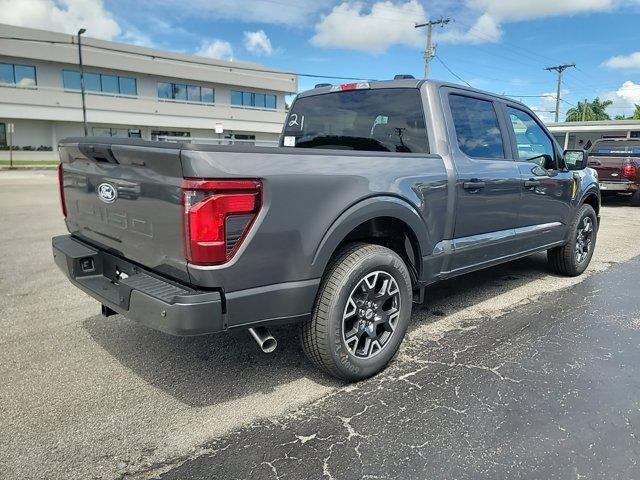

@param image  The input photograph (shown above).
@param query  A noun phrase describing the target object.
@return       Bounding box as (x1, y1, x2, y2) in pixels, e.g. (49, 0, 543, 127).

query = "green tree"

(565, 97, 613, 122)
(631, 104, 640, 120)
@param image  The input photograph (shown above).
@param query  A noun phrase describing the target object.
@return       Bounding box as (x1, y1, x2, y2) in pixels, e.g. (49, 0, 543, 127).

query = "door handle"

(588, 159, 601, 166)
(463, 180, 486, 190)
(524, 179, 541, 188)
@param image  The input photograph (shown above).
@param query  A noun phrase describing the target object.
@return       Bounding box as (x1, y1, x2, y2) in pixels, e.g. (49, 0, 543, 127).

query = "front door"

(503, 104, 573, 251)
(444, 91, 523, 272)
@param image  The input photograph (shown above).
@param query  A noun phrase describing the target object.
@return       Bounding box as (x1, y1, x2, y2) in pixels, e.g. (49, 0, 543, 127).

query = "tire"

(547, 204, 598, 277)
(301, 243, 413, 382)
(630, 190, 640, 206)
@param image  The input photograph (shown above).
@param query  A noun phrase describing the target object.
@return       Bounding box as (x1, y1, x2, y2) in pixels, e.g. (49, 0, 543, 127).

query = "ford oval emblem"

(97, 183, 118, 203)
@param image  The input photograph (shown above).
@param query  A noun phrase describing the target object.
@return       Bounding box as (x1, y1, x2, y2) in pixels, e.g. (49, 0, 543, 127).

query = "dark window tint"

(101, 74, 119, 94)
(14, 65, 36, 86)
(506, 106, 554, 165)
(157, 82, 172, 99)
(201, 87, 214, 103)
(590, 142, 640, 156)
(119, 76, 137, 95)
(449, 94, 504, 159)
(283, 88, 429, 153)
(0, 123, 6, 146)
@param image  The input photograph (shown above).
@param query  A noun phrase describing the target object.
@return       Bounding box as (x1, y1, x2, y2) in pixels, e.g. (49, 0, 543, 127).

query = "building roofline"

(0, 23, 290, 76)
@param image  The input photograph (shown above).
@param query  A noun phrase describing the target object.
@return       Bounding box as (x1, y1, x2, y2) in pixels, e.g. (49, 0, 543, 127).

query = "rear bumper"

(52, 235, 224, 336)
(599, 181, 638, 192)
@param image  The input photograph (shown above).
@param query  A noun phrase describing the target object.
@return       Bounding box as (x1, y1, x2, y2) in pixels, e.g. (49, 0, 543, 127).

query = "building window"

(0, 62, 36, 87)
(151, 130, 191, 141)
(62, 70, 137, 96)
(92, 127, 142, 138)
(0, 123, 6, 146)
(157, 81, 214, 104)
(224, 133, 256, 145)
(231, 90, 277, 109)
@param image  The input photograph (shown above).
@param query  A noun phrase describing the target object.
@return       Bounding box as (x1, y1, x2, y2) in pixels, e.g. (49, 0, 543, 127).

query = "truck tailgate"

(588, 155, 626, 181)
(59, 140, 189, 283)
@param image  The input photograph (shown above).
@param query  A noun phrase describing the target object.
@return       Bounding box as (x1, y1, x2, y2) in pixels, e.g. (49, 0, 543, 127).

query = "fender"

(310, 195, 430, 278)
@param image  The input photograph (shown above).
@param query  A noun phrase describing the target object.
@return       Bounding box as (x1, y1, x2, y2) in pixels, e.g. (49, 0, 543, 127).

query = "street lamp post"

(77, 28, 88, 136)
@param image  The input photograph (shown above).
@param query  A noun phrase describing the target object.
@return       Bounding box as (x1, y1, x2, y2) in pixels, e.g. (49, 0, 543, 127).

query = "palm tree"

(631, 104, 640, 120)
(565, 97, 613, 122)
(591, 98, 613, 120)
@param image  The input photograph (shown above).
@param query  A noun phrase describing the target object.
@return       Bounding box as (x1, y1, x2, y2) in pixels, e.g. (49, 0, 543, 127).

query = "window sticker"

(283, 136, 296, 147)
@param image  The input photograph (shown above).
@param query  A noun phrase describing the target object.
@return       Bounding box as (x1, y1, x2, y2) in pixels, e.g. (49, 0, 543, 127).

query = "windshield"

(282, 88, 429, 153)
(590, 142, 640, 157)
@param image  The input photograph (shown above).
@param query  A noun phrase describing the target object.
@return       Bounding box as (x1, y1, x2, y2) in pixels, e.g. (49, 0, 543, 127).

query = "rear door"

(59, 140, 189, 282)
(442, 89, 522, 272)
(502, 104, 572, 250)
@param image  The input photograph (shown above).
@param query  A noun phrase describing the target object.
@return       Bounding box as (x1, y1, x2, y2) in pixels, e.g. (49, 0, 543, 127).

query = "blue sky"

(2, 0, 640, 121)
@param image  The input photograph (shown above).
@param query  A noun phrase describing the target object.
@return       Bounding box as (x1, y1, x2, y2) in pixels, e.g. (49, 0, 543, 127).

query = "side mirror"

(564, 149, 587, 171)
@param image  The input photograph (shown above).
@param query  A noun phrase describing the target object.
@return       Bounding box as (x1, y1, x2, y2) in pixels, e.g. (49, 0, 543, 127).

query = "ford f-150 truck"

(52, 79, 600, 381)
(587, 138, 640, 205)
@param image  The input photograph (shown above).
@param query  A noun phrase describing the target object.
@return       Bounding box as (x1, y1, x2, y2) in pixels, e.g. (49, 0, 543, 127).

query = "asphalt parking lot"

(1, 170, 640, 480)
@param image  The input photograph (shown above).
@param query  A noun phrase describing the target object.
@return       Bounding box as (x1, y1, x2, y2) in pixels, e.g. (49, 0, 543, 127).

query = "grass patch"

(0, 160, 59, 166)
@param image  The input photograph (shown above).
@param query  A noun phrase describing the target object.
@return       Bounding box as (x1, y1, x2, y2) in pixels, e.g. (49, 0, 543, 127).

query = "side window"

(506, 107, 554, 167)
(449, 94, 505, 159)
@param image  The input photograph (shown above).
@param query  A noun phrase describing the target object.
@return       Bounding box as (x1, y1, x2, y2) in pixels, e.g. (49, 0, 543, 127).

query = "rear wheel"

(301, 243, 412, 381)
(630, 190, 640, 206)
(547, 204, 597, 276)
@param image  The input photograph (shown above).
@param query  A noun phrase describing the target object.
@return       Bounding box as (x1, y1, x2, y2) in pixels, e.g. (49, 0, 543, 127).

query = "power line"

(434, 55, 472, 87)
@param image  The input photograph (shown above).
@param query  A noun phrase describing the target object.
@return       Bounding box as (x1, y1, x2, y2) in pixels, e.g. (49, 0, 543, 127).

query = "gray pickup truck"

(53, 79, 600, 381)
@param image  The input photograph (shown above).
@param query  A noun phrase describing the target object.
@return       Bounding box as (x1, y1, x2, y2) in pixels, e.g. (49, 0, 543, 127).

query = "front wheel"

(547, 204, 598, 276)
(301, 243, 413, 381)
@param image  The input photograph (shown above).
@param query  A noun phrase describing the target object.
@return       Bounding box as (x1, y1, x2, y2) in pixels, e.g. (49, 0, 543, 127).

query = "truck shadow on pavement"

(83, 252, 558, 407)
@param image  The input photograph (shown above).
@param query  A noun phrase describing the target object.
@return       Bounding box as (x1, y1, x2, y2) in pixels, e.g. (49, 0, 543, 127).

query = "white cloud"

(243, 30, 273, 56)
(311, 0, 426, 53)
(602, 81, 640, 112)
(604, 52, 640, 69)
(0, 0, 121, 40)
(195, 39, 234, 60)
(442, 0, 621, 44)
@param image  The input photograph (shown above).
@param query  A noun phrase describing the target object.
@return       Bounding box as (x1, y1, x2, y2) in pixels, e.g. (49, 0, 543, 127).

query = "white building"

(0, 24, 296, 159)
(548, 120, 640, 150)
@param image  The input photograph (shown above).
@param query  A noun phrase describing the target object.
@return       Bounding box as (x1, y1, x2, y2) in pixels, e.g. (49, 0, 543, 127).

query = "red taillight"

(623, 162, 637, 179)
(58, 163, 67, 218)
(182, 179, 261, 265)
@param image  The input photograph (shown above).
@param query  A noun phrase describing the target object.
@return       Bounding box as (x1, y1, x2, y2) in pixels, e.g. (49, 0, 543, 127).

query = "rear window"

(590, 143, 640, 156)
(282, 88, 429, 153)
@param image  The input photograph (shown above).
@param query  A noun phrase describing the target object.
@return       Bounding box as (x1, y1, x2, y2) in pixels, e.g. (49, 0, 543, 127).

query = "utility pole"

(545, 63, 575, 123)
(581, 98, 588, 122)
(415, 17, 450, 79)
(77, 28, 88, 136)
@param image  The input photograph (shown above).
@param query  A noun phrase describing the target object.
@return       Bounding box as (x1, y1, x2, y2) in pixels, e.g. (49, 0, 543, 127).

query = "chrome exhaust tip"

(248, 326, 277, 353)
